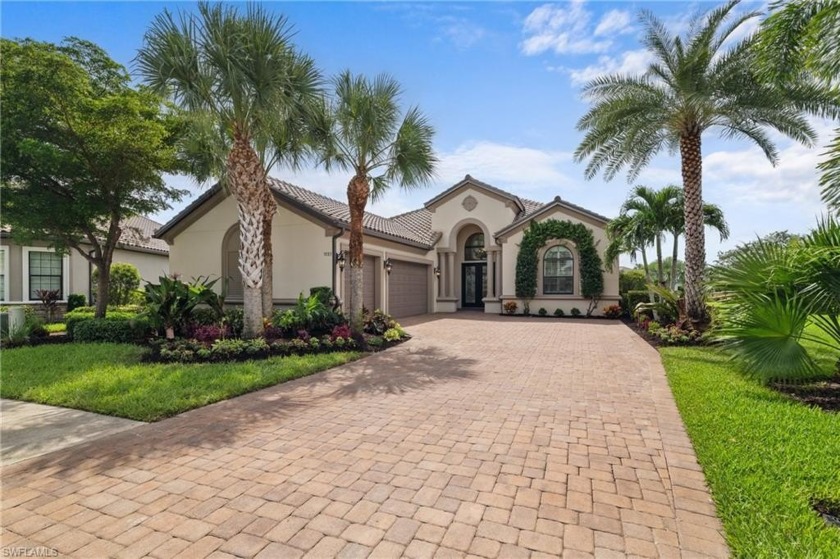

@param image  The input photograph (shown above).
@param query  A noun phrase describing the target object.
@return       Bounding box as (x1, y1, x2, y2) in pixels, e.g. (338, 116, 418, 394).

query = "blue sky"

(2, 1, 834, 265)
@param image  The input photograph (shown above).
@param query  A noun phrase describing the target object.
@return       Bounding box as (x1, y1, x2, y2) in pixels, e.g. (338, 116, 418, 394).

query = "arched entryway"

(461, 230, 486, 308)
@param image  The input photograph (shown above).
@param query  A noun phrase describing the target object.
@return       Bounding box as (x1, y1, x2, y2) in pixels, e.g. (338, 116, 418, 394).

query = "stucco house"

(155, 175, 620, 318)
(0, 216, 169, 309)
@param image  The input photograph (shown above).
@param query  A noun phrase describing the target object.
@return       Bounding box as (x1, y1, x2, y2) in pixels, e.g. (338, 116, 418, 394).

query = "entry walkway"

(1, 399, 143, 465)
(1, 315, 727, 557)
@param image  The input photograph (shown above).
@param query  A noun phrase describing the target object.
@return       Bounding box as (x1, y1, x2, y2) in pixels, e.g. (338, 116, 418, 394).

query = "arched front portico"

(436, 218, 502, 312)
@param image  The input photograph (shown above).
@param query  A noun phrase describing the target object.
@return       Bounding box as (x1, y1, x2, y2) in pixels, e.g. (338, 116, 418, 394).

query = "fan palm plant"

(137, 2, 322, 337)
(574, 0, 840, 322)
(710, 217, 840, 381)
(315, 72, 436, 336)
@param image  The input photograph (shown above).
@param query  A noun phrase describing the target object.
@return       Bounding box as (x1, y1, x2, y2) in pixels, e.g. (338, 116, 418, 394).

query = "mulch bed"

(770, 375, 840, 413)
(621, 317, 665, 349)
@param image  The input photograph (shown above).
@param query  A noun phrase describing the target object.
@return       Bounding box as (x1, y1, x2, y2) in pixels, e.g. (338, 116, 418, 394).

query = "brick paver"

(1, 315, 728, 557)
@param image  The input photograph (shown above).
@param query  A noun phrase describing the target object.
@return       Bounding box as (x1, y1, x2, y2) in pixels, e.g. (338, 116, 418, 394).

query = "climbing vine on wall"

(515, 219, 604, 305)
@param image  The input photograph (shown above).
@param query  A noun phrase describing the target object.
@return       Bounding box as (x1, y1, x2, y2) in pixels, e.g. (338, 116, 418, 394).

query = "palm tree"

(315, 72, 436, 336)
(667, 190, 729, 290)
(137, 2, 321, 337)
(574, 0, 840, 322)
(710, 216, 840, 381)
(619, 185, 682, 287)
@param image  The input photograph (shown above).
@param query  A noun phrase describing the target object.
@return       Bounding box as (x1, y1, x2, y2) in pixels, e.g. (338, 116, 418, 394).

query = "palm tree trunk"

(670, 232, 679, 291)
(680, 130, 706, 322)
(641, 250, 654, 302)
(347, 173, 369, 338)
(227, 132, 265, 339)
(261, 187, 276, 318)
(655, 234, 664, 287)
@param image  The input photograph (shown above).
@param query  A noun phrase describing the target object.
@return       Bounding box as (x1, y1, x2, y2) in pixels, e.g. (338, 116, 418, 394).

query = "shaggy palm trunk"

(347, 173, 369, 338)
(670, 233, 679, 290)
(227, 133, 265, 338)
(261, 187, 277, 318)
(680, 130, 706, 322)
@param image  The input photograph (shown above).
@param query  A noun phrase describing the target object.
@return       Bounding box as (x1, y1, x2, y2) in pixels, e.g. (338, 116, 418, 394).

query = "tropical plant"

(34, 289, 60, 323)
(709, 217, 840, 381)
(272, 292, 338, 335)
(137, 2, 322, 337)
(314, 71, 436, 336)
(574, 0, 840, 322)
(634, 283, 685, 326)
(1, 38, 185, 319)
(144, 275, 223, 339)
(755, 0, 840, 214)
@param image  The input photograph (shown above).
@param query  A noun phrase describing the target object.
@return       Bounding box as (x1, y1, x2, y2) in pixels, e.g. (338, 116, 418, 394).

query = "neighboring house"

(0, 216, 169, 310)
(156, 175, 620, 318)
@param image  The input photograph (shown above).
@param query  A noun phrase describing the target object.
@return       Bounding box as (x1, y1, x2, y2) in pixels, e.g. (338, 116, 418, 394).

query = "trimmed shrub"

(65, 309, 141, 338)
(67, 293, 87, 312)
(553, 308, 565, 317)
(570, 307, 582, 317)
(537, 308, 548, 316)
(384, 328, 402, 341)
(619, 269, 648, 294)
(74, 316, 151, 344)
(503, 301, 518, 315)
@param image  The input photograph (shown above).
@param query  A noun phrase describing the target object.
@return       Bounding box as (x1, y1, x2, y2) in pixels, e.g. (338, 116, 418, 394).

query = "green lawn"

(661, 330, 840, 558)
(1, 343, 361, 422)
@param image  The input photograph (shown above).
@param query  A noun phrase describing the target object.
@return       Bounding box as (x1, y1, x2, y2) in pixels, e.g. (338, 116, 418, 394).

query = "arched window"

(543, 246, 573, 294)
(464, 232, 485, 261)
(223, 225, 243, 300)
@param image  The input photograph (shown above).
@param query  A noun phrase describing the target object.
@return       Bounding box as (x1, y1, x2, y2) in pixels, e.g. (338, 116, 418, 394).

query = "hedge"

(73, 317, 152, 344)
(515, 219, 604, 302)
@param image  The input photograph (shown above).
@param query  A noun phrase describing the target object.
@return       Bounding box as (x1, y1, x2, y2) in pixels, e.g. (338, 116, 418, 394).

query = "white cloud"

(568, 49, 654, 86)
(594, 9, 633, 37)
(438, 18, 487, 50)
(437, 141, 574, 194)
(520, 1, 612, 56)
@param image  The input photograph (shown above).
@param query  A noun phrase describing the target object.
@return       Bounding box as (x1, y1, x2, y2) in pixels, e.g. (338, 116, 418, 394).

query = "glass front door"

(462, 263, 487, 307)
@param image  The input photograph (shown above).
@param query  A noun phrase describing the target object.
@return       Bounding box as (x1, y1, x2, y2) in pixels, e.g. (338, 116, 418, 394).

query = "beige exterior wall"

(499, 207, 620, 316)
(0, 238, 167, 304)
(167, 194, 333, 303)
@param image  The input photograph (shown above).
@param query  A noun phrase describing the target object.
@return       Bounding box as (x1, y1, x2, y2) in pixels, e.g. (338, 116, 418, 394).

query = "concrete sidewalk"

(1, 399, 143, 465)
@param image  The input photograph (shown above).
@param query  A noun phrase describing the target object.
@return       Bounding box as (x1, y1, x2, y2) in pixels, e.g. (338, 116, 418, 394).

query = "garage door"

(343, 255, 377, 311)
(388, 260, 429, 318)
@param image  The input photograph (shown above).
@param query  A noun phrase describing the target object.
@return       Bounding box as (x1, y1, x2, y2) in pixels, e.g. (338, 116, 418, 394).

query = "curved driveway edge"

(2, 314, 727, 558)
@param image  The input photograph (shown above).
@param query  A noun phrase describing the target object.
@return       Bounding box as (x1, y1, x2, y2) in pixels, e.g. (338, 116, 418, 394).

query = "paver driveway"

(1, 315, 728, 558)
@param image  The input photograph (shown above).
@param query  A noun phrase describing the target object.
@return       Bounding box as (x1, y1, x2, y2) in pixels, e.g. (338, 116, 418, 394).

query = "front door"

(461, 263, 487, 308)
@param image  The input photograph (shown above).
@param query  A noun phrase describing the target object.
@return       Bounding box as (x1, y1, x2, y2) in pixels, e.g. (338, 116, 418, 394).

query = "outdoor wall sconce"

(434, 266, 441, 278)
(384, 258, 393, 275)
(335, 250, 346, 272)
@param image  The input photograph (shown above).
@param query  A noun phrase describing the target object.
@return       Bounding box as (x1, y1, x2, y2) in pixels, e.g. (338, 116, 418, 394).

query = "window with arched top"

(223, 225, 244, 300)
(464, 232, 485, 261)
(543, 245, 574, 294)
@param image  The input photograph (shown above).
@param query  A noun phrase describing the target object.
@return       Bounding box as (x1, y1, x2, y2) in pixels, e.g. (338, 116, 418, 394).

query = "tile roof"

(118, 215, 169, 254)
(270, 179, 438, 248)
(1, 217, 168, 254)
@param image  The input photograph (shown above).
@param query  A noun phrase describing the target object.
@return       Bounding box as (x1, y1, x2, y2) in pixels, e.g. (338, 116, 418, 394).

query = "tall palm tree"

(574, 0, 840, 322)
(137, 2, 321, 337)
(316, 72, 436, 336)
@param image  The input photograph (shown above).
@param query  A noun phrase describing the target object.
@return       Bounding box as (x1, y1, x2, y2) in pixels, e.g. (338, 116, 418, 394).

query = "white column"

(447, 251, 456, 299)
(485, 249, 495, 299)
(495, 250, 502, 298)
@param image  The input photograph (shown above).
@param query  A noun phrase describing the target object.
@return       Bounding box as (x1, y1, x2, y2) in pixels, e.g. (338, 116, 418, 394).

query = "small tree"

(1, 38, 184, 319)
(93, 262, 141, 306)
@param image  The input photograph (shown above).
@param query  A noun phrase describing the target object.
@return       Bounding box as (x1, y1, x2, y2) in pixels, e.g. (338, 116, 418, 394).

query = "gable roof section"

(495, 196, 611, 240)
(425, 175, 531, 213)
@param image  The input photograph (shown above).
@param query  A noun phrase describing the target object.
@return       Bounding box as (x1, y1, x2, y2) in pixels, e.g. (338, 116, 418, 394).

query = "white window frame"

(22, 247, 70, 303)
(0, 247, 9, 303)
